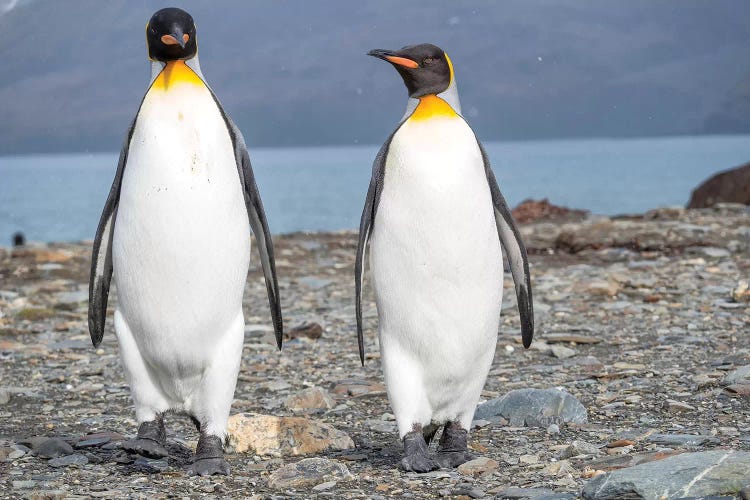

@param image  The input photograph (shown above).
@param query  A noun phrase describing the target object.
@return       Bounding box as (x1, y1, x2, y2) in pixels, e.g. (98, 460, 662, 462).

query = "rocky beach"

(1, 204, 749, 499)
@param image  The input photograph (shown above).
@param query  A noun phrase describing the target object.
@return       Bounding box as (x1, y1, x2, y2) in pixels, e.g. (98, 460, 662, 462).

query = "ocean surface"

(1, 135, 749, 244)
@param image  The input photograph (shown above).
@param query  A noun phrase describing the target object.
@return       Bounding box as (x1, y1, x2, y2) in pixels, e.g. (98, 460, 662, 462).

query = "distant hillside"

(1, 0, 750, 153)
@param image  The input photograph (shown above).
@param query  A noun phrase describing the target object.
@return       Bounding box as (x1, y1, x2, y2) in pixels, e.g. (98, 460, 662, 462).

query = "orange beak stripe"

(161, 33, 190, 45)
(385, 55, 419, 69)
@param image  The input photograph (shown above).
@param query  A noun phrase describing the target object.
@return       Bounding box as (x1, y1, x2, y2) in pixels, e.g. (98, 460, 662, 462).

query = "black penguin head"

(146, 8, 197, 62)
(368, 43, 453, 98)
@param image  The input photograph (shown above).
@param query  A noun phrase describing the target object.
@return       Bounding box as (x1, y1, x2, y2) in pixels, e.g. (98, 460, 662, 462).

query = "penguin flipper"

(477, 140, 535, 348)
(227, 121, 284, 349)
(355, 135, 392, 366)
(88, 121, 135, 347)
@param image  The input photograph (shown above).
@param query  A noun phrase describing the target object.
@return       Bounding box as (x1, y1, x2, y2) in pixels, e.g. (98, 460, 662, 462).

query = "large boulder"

(687, 162, 750, 208)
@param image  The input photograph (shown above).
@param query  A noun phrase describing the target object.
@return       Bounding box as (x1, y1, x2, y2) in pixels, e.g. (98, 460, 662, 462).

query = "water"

(1, 134, 749, 243)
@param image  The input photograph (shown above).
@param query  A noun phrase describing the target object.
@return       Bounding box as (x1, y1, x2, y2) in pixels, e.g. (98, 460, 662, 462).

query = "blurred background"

(1, 0, 750, 242)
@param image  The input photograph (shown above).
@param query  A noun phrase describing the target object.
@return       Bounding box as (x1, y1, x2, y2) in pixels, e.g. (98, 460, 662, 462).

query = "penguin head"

(368, 43, 453, 98)
(146, 8, 197, 62)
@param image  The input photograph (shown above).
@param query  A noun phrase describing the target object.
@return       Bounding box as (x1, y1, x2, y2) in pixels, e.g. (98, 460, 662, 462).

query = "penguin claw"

(435, 450, 475, 469)
(122, 438, 169, 459)
(400, 454, 439, 473)
(187, 457, 230, 477)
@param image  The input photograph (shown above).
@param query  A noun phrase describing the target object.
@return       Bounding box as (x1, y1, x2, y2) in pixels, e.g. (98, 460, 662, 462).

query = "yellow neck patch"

(150, 60, 204, 92)
(408, 95, 458, 122)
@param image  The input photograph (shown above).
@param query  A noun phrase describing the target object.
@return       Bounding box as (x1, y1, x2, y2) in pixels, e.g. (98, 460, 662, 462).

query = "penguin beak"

(367, 49, 419, 69)
(161, 30, 188, 48)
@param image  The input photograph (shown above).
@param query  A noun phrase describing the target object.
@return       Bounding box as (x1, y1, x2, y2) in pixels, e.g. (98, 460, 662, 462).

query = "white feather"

(370, 113, 503, 437)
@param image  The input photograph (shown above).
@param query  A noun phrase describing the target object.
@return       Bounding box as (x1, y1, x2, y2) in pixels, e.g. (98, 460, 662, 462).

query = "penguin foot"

(187, 457, 230, 477)
(187, 434, 229, 477)
(435, 450, 475, 468)
(435, 422, 473, 468)
(400, 430, 438, 473)
(123, 417, 168, 458)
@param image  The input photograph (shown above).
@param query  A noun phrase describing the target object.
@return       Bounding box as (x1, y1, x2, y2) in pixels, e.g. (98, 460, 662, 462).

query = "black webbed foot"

(122, 416, 168, 459)
(435, 421, 474, 469)
(187, 433, 230, 477)
(400, 429, 438, 473)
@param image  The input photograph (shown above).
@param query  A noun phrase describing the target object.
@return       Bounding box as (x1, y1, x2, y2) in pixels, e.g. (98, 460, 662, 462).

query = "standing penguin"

(356, 44, 534, 472)
(88, 8, 283, 476)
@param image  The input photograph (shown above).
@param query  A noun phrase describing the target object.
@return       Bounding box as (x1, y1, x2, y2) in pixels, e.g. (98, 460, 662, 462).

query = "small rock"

(543, 459, 575, 476)
(12, 480, 36, 489)
(582, 450, 750, 499)
(133, 456, 168, 473)
(312, 480, 337, 492)
(664, 399, 695, 412)
(550, 345, 576, 359)
(547, 423, 560, 434)
(647, 433, 717, 447)
(286, 322, 324, 340)
(35, 438, 74, 458)
(543, 333, 601, 344)
(475, 388, 587, 427)
(331, 379, 386, 397)
(0, 388, 10, 405)
(585, 280, 620, 296)
(226, 413, 354, 456)
(732, 280, 750, 302)
(519, 454, 539, 464)
(724, 365, 750, 385)
(557, 440, 602, 459)
(75, 436, 111, 449)
(267, 458, 352, 489)
(495, 487, 556, 499)
(457, 457, 498, 476)
(366, 419, 397, 434)
(283, 387, 335, 412)
(48, 453, 88, 468)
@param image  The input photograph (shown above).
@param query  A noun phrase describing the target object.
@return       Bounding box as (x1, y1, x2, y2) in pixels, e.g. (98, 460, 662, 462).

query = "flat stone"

(647, 433, 718, 447)
(457, 457, 498, 476)
(331, 379, 386, 397)
(133, 456, 168, 473)
(584, 450, 685, 472)
(582, 450, 750, 499)
(474, 388, 587, 427)
(267, 458, 352, 489)
(550, 345, 576, 359)
(283, 387, 335, 412)
(557, 440, 602, 459)
(286, 322, 324, 340)
(48, 453, 88, 468)
(494, 487, 556, 498)
(74, 436, 111, 448)
(35, 438, 74, 458)
(543, 333, 602, 344)
(0, 388, 10, 405)
(227, 413, 354, 457)
(724, 365, 750, 385)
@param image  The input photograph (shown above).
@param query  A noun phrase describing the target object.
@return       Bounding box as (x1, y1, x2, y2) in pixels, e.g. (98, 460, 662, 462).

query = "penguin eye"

(423, 57, 436, 65)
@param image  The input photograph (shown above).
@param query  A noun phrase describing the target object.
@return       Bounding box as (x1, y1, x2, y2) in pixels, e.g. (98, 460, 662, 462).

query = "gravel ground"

(0, 205, 749, 499)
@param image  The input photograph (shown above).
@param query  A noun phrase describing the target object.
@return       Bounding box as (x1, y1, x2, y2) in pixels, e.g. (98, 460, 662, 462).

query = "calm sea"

(1, 135, 749, 244)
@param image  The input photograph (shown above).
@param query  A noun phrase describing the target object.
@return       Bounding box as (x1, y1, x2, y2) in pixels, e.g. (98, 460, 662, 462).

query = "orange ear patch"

(385, 55, 419, 69)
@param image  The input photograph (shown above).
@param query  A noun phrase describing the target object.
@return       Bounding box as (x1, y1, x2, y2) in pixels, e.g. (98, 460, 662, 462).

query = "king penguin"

(88, 8, 283, 476)
(356, 44, 534, 472)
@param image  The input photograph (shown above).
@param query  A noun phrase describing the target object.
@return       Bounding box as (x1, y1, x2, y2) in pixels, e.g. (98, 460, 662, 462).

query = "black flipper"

(355, 124, 404, 365)
(88, 119, 136, 347)
(476, 139, 534, 348)
(225, 119, 284, 348)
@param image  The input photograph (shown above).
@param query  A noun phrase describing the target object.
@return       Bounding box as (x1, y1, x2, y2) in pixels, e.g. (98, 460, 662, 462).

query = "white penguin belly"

(370, 116, 503, 425)
(112, 78, 250, 399)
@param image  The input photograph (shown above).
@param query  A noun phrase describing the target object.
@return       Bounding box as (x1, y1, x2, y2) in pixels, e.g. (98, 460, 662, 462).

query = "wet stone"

(35, 438, 74, 458)
(48, 453, 88, 468)
(474, 388, 587, 426)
